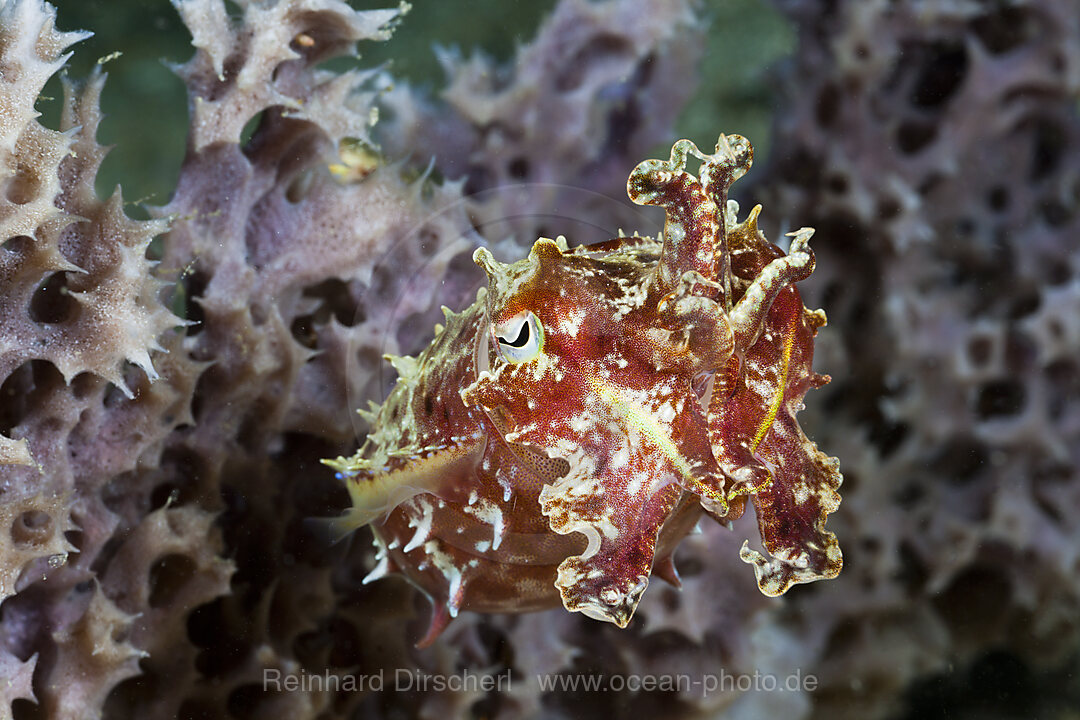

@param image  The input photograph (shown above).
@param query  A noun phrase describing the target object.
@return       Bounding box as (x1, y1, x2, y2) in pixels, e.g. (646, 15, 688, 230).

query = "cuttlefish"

(323, 135, 842, 646)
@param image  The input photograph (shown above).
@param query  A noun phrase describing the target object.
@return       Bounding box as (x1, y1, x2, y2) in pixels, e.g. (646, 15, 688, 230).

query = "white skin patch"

(362, 555, 391, 585)
(793, 482, 810, 505)
(423, 539, 465, 616)
(461, 497, 506, 550)
(560, 308, 586, 337)
(566, 523, 602, 559)
(504, 422, 539, 442)
(625, 469, 647, 498)
(609, 444, 630, 470)
(557, 557, 592, 588)
(569, 413, 594, 434)
(403, 497, 434, 553)
(566, 474, 605, 498)
(610, 277, 650, 317)
(748, 375, 775, 398)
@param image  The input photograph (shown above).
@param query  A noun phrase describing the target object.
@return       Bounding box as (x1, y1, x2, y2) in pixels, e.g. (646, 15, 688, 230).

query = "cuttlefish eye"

(493, 310, 544, 364)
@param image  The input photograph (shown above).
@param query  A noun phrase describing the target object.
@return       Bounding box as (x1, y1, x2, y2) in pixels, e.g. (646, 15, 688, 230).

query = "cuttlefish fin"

(317, 435, 485, 544)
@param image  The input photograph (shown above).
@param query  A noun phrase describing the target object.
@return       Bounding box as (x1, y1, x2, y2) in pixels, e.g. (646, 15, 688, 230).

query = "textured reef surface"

(0, 0, 1077, 718)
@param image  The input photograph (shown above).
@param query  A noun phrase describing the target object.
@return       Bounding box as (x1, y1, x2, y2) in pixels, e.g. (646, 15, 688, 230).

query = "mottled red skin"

(324, 135, 842, 642)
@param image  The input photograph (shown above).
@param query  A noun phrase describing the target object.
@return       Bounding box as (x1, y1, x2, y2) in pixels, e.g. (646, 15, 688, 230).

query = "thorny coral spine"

(323, 134, 843, 646)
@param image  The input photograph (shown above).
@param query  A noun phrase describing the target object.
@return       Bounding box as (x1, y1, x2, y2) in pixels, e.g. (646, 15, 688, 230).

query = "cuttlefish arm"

(711, 222, 842, 595)
(463, 359, 725, 626)
(627, 138, 720, 291)
(628, 134, 753, 296)
(541, 472, 683, 627)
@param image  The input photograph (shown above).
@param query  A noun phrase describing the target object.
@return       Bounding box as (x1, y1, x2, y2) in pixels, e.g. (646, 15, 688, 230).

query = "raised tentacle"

(729, 227, 816, 353)
(698, 133, 753, 312)
(627, 139, 719, 290)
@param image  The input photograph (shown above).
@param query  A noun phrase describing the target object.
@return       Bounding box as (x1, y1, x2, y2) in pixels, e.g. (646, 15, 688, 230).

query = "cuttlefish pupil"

(493, 310, 544, 363)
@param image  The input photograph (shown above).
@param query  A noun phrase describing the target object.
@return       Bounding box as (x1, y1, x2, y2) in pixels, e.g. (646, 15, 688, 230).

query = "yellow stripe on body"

(750, 311, 797, 453)
(586, 376, 701, 492)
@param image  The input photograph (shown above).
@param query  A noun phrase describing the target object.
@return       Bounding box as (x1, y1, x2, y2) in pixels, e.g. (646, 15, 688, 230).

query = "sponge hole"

(2, 235, 32, 253)
(29, 272, 78, 324)
(12, 509, 54, 546)
(6, 164, 41, 205)
(11, 699, 42, 720)
(148, 553, 197, 608)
